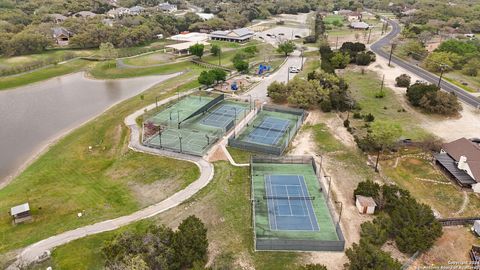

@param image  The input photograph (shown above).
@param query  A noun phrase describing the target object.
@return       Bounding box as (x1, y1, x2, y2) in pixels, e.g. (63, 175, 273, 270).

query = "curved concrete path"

(9, 90, 214, 269)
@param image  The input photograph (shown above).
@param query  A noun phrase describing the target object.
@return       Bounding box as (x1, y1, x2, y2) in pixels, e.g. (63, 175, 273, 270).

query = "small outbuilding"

(355, 195, 376, 214)
(349, 21, 370, 30)
(473, 220, 480, 236)
(11, 203, 32, 224)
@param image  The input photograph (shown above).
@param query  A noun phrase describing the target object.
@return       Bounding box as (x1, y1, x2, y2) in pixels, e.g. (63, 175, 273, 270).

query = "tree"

(436, 39, 478, 56)
(172, 215, 208, 269)
(198, 70, 216, 87)
(286, 79, 325, 109)
(233, 59, 249, 73)
(330, 52, 350, 69)
(99, 42, 117, 61)
(360, 213, 392, 246)
(210, 44, 221, 56)
(189, 43, 205, 59)
(395, 74, 411, 87)
(210, 68, 227, 82)
(398, 40, 427, 60)
(344, 240, 402, 270)
(418, 91, 461, 115)
(355, 52, 372, 65)
(406, 82, 439, 106)
(267, 81, 289, 102)
(461, 58, 480, 76)
(354, 180, 381, 199)
(424, 51, 461, 72)
(277, 40, 296, 56)
(5, 31, 51, 56)
(297, 264, 328, 270)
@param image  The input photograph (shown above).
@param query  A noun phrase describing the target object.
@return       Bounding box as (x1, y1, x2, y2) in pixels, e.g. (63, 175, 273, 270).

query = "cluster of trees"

(424, 39, 480, 76)
(353, 182, 443, 254)
(102, 215, 208, 270)
(267, 69, 352, 112)
(198, 68, 227, 87)
(230, 45, 259, 73)
(319, 42, 375, 72)
(406, 82, 461, 115)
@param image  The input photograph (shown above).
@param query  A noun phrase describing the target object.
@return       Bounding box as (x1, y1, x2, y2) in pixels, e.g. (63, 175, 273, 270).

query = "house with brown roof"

(52, 27, 73, 46)
(209, 28, 254, 43)
(435, 137, 480, 192)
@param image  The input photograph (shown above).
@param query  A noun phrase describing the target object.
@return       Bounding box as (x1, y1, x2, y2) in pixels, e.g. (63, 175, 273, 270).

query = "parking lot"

(255, 26, 310, 45)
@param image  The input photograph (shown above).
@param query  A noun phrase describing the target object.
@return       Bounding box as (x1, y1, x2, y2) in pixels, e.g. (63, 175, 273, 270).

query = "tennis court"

(265, 175, 319, 231)
(228, 105, 306, 155)
(201, 104, 247, 129)
(251, 156, 345, 251)
(246, 117, 291, 146)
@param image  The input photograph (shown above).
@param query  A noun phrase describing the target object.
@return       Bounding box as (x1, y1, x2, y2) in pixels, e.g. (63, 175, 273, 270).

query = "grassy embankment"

(0, 71, 202, 254)
(39, 162, 300, 270)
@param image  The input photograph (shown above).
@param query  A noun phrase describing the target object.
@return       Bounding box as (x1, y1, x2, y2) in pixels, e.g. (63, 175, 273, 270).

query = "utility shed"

(355, 195, 376, 214)
(11, 203, 32, 224)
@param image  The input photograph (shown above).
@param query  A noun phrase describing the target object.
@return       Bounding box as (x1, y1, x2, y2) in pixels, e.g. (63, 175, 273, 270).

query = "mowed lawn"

(343, 71, 432, 140)
(44, 162, 300, 270)
(0, 72, 202, 253)
(0, 59, 91, 90)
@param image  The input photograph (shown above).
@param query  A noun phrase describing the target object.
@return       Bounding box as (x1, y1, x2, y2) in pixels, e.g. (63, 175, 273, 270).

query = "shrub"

(355, 52, 372, 65)
(364, 113, 375, 122)
(406, 82, 439, 106)
(320, 99, 332, 112)
(303, 35, 317, 44)
(344, 119, 350, 128)
(395, 74, 411, 87)
(353, 112, 362, 119)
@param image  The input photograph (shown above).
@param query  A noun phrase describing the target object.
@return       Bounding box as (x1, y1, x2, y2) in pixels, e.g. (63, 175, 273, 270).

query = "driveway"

(241, 50, 305, 102)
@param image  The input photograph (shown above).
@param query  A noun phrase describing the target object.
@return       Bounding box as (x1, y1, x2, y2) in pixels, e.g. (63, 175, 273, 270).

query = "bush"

(418, 91, 461, 115)
(303, 35, 317, 44)
(406, 82, 439, 106)
(354, 180, 381, 199)
(320, 99, 332, 112)
(395, 74, 411, 87)
(364, 113, 375, 122)
(375, 91, 386, 98)
(343, 119, 350, 128)
(353, 112, 362, 119)
(355, 52, 372, 66)
(267, 81, 289, 102)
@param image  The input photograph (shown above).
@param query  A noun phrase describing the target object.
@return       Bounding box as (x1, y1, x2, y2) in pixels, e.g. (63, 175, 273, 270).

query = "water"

(0, 72, 179, 186)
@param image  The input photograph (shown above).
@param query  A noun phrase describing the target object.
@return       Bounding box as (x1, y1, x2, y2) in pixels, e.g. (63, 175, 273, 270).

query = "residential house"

(209, 28, 254, 43)
(130, 6, 145, 15)
(346, 11, 362, 22)
(196, 12, 214, 21)
(49, 14, 67, 24)
(73, 11, 97, 19)
(349, 21, 370, 30)
(10, 203, 32, 224)
(52, 27, 73, 46)
(355, 195, 376, 214)
(158, 2, 177, 13)
(107, 7, 131, 18)
(435, 137, 480, 192)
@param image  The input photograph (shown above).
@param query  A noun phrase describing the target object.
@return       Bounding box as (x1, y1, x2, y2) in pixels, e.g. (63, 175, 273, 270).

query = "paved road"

(371, 19, 480, 108)
(8, 91, 214, 269)
(241, 50, 304, 102)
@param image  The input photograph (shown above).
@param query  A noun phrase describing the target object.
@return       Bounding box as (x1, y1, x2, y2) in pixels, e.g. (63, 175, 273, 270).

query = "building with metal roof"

(209, 28, 254, 43)
(10, 203, 32, 224)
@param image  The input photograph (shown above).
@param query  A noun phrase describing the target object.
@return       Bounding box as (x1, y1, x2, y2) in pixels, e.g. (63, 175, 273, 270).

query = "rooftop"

(443, 138, 480, 181)
(210, 28, 254, 38)
(11, 203, 30, 216)
(356, 195, 377, 207)
(350, 21, 369, 29)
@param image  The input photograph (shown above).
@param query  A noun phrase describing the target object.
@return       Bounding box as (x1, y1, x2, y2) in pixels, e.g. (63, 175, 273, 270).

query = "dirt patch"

(382, 241, 411, 264)
(409, 226, 480, 269)
(366, 55, 480, 142)
(129, 178, 181, 207)
(208, 146, 228, 162)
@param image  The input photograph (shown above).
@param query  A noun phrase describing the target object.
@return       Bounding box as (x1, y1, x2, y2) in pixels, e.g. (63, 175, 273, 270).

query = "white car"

(288, 67, 300, 73)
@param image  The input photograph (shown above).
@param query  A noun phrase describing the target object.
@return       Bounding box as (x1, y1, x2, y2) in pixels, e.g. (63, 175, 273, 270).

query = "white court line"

(298, 175, 315, 231)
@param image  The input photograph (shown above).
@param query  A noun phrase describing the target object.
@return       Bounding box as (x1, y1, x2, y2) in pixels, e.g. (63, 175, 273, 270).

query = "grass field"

(343, 71, 432, 140)
(0, 49, 95, 68)
(0, 59, 91, 90)
(40, 162, 300, 270)
(0, 72, 201, 253)
(324, 15, 344, 24)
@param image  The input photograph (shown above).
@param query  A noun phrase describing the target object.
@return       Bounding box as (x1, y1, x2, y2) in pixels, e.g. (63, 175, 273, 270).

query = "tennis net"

(263, 196, 315, 200)
(253, 124, 289, 133)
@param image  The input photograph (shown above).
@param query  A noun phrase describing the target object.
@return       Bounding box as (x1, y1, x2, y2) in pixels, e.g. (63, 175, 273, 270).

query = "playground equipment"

(257, 64, 272, 75)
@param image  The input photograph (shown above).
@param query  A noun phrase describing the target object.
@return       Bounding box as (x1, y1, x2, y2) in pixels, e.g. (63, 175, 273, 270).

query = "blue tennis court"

(265, 175, 320, 231)
(246, 117, 291, 145)
(201, 104, 246, 128)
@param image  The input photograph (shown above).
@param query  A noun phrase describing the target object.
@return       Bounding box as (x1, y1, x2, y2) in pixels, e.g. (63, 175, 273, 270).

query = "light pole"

(367, 27, 372, 43)
(335, 201, 343, 226)
(438, 64, 447, 88)
(179, 135, 183, 153)
(388, 43, 396, 66)
(326, 175, 332, 201)
(287, 67, 291, 82)
(155, 96, 158, 108)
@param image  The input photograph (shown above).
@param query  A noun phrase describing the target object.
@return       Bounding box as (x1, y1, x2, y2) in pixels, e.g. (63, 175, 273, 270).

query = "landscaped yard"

(343, 70, 432, 140)
(380, 148, 480, 217)
(0, 72, 201, 253)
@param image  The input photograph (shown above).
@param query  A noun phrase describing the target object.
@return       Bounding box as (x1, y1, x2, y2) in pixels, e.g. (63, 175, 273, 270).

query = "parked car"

(288, 66, 300, 73)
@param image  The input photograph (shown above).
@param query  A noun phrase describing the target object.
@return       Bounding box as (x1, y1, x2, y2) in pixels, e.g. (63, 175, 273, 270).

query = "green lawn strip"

(342, 71, 432, 140)
(46, 162, 299, 269)
(0, 72, 200, 253)
(0, 49, 95, 68)
(0, 59, 91, 91)
(88, 60, 203, 79)
(443, 73, 479, 93)
(323, 15, 345, 24)
(226, 147, 254, 164)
